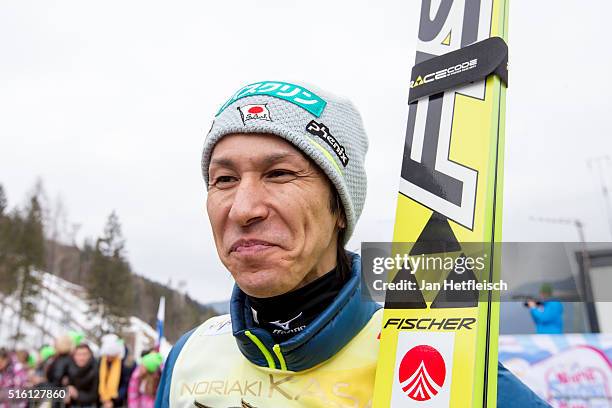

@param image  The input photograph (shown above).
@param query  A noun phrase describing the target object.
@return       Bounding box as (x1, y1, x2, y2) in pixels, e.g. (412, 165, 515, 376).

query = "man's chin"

(233, 270, 295, 298)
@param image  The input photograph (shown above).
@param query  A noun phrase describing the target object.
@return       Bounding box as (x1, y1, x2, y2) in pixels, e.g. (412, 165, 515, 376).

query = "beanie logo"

(306, 120, 349, 167)
(238, 104, 272, 124)
(218, 81, 327, 117)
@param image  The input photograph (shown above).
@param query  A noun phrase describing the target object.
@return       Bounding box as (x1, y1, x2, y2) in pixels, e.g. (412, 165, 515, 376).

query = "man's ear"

(337, 213, 347, 229)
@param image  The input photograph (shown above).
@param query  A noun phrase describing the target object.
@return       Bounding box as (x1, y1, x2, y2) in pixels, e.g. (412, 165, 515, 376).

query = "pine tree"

(12, 193, 44, 346)
(0, 209, 24, 300)
(0, 183, 11, 330)
(87, 211, 134, 339)
(0, 184, 11, 292)
(0, 184, 6, 216)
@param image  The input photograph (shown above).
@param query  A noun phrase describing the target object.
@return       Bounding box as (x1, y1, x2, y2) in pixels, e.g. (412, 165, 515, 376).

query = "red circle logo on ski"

(248, 106, 264, 114)
(398, 345, 446, 401)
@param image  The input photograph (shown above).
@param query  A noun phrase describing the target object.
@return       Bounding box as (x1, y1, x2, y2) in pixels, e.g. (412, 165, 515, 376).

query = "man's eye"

(267, 170, 296, 180)
(211, 176, 238, 188)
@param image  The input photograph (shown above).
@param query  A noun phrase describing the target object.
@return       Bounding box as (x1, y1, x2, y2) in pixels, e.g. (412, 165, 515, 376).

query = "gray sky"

(1, 0, 611, 303)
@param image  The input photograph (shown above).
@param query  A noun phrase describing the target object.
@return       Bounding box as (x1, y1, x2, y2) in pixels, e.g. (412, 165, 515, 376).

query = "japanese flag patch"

(238, 104, 272, 124)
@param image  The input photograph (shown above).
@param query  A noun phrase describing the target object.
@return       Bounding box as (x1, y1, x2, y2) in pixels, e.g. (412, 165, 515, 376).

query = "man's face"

(207, 133, 343, 298)
(73, 347, 91, 368)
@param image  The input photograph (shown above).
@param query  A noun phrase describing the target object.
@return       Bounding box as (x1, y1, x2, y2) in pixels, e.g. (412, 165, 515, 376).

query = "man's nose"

(227, 177, 269, 227)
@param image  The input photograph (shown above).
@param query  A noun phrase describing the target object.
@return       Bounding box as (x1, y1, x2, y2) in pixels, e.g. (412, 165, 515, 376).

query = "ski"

(373, 0, 509, 407)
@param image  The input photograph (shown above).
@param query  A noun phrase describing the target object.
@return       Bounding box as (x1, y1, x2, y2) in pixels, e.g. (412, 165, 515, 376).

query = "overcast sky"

(1, 0, 611, 303)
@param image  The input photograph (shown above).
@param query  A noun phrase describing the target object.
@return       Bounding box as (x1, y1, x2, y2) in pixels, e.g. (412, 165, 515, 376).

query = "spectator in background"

(46, 334, 74, 387)
(117, 345, 135, 407)
(66, 344, 99, 408)
(528, 283, 564, 334)
(99, 334, 135, 408)
(12, 350, 33, 388)
(14, 350, 29, 367)
(32, 345, 56, 386)
(0, 348, 28, 408)
(127, 352, 162, 408)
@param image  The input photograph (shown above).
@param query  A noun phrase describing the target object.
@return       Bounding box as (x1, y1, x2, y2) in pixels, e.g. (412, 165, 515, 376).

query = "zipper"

(244, 330, 287, 371)
(272, 344, 287, 371)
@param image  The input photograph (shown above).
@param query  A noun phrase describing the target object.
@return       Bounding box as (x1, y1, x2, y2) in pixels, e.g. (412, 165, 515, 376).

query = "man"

(528, 284, 563, 334)
(66, 344, 99, 407)
(156, 81, 548, 407)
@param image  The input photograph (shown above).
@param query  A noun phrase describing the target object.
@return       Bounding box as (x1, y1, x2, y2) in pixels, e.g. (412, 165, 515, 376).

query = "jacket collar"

(230, 252, 379, 371)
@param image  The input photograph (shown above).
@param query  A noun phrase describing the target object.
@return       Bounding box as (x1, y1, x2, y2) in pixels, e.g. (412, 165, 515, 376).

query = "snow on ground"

(0, 270, 171, 359)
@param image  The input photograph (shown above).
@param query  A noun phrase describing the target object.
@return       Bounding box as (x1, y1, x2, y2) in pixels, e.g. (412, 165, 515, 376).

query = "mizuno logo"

(270, 312, 302, 331)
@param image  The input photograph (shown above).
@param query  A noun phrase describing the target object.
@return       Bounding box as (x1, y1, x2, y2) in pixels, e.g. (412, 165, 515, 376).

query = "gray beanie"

(201, 80, 368, 242)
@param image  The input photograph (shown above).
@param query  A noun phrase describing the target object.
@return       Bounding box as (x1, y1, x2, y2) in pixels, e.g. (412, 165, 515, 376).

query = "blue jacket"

(156, 253, 549, 407)
(530, 300, 563, 334)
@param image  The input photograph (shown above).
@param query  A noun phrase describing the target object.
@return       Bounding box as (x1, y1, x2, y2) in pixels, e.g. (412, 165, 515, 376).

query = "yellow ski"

(373, 0, 510, 406)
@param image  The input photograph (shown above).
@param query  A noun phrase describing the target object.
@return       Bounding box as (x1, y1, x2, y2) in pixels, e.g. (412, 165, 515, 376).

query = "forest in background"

(0, 180, 217, 344)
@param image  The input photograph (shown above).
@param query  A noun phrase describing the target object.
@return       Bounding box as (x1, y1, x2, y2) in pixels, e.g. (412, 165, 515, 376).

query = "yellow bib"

(169, 310, 383, 408)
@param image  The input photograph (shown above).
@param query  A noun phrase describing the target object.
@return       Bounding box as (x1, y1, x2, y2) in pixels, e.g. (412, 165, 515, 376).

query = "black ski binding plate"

(408, 36, 508, 104)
